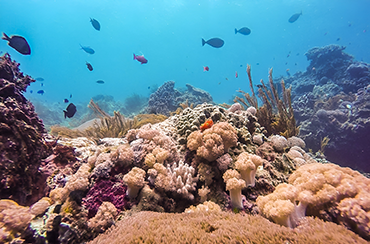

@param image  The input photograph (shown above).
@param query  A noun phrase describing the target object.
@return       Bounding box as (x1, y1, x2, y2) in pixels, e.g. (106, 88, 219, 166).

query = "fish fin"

(202, 38, 206, 46)
(235, 28, 237, 34)
(1, 32, 9, 41)
(63, 110, 67, 119)
(133, 53, 136, 60)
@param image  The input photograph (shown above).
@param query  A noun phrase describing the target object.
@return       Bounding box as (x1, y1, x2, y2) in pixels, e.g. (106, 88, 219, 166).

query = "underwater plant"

(235, 65, 299, 138)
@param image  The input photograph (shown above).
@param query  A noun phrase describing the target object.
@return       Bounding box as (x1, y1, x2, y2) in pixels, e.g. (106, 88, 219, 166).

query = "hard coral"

(0, 53, 50, 205)
(83, 180, 129, 218)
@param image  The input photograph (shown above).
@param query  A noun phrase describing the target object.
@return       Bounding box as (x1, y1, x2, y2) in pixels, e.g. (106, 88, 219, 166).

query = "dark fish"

(86, 62, 93, 71)
(35, 77, 44, 81)
(37, 90, 44, 95)
(64, 103, 77, 119)
(2, 33, 31, 55)
(64, 99, 69, 103)
(30, 90, 33, 93)
(90, 18, 101, 31)
(80, 45, 95, 54)
(202, 38, 224, 48)
(70, 94, 72, 98)
(133, 53, 148, 64)
(203, 66, 209, 71)
(96, 80, 105, 84)
(235, 27, 251, 35)
(336, 38, 341, 41)
(41, 83, 43, 86)
(288, 11, 302, 23)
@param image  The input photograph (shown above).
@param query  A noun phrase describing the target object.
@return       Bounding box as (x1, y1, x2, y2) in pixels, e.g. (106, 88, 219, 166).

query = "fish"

(235, 71, 238, 78)
(64, 103, 77, 118)
(203, 66, 209, 71)
(2, 33, 31, 55)
(70, 94, 72, 98)
(41, 83, 43, 86)
(90, 18, 101, 31)
(86, 62, 93, 71)
(133, 53, 148, 64)
(235, 27, 251, 35)
(37, 90, 44, 95)
(200, 118, 213, 131)
(64, 99, 69, 103)
(80, 45, 95, 54)
(35, 77, 44, 81)
(286, 69, 291, 76)
(30, 90, 33, 93)
(202, 38, 224, 48)
(96, 80, 105, 84)
(288, 11, 302, 23)
(336, 38, 341, 41)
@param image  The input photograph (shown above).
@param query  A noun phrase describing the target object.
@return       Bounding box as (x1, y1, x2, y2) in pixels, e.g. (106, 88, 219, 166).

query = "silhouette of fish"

(202, 38, 224, 48)
(235, 27, 251, 35)
(64, 103, 77, 118)
(2, 33, 31, 55)
(80, 45, 95, 54)
(96, 80, 105, 84)
(90, 18, 100, 31)
(86, 62, 93, 71)
(288, 11, 302, 23)
(37, 90, 44, 95)
(35, 77, 44, 81)
(133, 53, 148, 64)
(64, 99, 69, 103)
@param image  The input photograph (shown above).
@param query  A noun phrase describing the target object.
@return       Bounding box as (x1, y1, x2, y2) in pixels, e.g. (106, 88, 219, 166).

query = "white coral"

(166, 161, 198, 200)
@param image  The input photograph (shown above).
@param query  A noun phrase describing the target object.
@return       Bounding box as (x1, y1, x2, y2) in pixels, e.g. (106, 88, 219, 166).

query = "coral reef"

(0, 53, 51, 205)
(285, 45, 370, 172)
(146, 81, 213, 116)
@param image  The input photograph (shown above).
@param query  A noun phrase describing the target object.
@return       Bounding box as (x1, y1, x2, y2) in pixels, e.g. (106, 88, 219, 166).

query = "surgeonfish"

(64, 103, 77, 118)
(202, 38, 224, 48)
(235, 27, 251, 35)
(1, 33, 31, 55)
(80, 45, 95, 54)
(288, 11, 302, 23)
(90, 18, 101, 31)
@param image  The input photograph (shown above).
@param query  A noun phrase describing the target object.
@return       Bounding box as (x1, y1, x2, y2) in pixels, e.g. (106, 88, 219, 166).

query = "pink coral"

(187, 122, 237, 162)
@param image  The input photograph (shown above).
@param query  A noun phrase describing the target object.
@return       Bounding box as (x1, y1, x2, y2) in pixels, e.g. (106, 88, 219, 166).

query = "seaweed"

(234, 65, 299, 138)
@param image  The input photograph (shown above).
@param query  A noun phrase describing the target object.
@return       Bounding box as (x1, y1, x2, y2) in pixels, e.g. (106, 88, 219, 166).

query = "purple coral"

(0, 53, 51, 205)
(83, 180, 130, 218)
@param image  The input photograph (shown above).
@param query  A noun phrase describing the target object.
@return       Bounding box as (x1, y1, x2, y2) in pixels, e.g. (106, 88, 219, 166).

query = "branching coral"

(187, 122, 238, 162)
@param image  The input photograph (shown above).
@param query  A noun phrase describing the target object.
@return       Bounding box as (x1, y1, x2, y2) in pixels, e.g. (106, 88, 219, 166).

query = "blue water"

(1, 0, 369, 118)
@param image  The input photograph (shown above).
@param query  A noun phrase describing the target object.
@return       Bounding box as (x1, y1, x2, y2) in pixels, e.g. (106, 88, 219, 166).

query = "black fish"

(64, 103, 77, 118)
(90, 18, 101, 31)
(2, 33, 31, 55)
(35, 77, 44, 81)
(288, 11, 302, 23)
(235, 27, 251, 35)
(86, 62, 93, 71)
(202, 38, 224, 48)
(96, 80, 105, 84)
(64, 99, 69, 103)
(37, 90, 44, 95)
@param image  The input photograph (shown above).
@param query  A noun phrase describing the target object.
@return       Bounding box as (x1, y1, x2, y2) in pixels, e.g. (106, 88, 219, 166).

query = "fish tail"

(235, 28, 237, 34)
(63, 111, 67, 119)
(202, 38, 206, 46)
(1, 32, 9, 41)
(133, 53, 136, 60)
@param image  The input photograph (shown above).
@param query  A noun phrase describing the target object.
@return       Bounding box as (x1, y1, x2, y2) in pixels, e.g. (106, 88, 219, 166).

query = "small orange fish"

(235, 71, 238, 78)
(200, 118, 213, 131)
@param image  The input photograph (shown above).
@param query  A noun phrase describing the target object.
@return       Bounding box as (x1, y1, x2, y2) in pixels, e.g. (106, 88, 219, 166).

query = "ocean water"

(1, 0, 369, 122)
